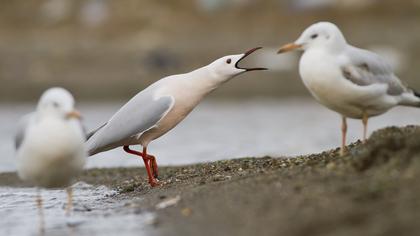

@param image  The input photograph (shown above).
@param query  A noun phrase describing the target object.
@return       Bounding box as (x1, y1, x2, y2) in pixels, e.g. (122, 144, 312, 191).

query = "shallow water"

(2, 99, 420, 235)
(0, 182, 153, 236)
(2, 98, 420, 172)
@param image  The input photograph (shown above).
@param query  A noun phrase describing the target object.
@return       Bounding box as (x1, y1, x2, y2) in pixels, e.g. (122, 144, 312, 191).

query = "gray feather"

(86, 122, 107, 140)
(14, 113, 34, 150)
(87, 87, 174, 155)
(341, 46, 407, 95)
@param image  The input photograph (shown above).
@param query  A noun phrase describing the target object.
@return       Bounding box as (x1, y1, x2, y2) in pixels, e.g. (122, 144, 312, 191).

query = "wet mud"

(1, 126, 420, 236)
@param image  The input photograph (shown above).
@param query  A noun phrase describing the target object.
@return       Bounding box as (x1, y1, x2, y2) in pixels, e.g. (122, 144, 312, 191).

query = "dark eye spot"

(311, 34, 318, 39)
(52, 102, 59, 108)
(226, 58, 231, 64)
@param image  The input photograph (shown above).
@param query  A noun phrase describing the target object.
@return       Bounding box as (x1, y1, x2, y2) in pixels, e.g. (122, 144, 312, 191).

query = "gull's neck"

(36, 109, 63, 121)
(185, 65, 231, 93)
(305, 43, 346, 57)
(327, 36, 347, 54)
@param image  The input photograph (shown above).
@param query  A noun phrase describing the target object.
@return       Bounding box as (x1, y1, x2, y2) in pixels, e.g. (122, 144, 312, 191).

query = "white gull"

(278, 22, 420, 155)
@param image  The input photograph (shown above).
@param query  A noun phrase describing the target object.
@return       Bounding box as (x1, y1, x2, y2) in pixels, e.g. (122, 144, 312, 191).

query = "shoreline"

(1, 126, 420, 235)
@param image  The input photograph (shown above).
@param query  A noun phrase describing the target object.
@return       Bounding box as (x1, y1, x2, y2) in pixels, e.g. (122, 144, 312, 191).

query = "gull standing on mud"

(15, 88, 86, 232)
(87, 47, 267, 186)
(277, 22, 420, 155)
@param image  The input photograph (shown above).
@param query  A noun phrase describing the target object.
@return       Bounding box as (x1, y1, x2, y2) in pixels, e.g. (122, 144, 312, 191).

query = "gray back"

(87, 87, 174, 155)
(341, 46, 407, 95)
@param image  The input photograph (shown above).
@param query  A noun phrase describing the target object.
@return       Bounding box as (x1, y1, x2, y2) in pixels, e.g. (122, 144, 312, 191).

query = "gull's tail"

(85, 122, 107, 156)
(86, 123, 106, 140)
(411, 88, 420, 107)
(398, 88, 420, 107)
(413, 89, 420, 99)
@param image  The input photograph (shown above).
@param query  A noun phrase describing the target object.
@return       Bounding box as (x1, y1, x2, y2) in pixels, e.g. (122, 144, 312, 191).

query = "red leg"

(141, 157, 159, 187)
(123, 146, 143, 156)
(123, 146, 159, 187)
(143, 147, 158, 178)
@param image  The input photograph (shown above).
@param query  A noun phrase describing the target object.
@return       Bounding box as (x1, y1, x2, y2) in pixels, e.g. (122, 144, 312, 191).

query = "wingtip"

(413, 89, 420, 98)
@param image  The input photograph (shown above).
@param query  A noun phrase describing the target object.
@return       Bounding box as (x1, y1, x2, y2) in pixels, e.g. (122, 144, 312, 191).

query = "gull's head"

(37, 87, 81, 120)
(207, 47, 267, 80)
(278, 22, 347, 54)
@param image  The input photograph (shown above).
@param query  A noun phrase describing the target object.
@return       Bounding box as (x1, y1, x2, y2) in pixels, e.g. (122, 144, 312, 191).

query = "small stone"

(156, 195, 181, 209)
(213, 174, 225, 182)
(181, 207, 192, 216)
(326, 162, 336, 170)
(134, 208, 143, 214)
(144, 214, 159, 226)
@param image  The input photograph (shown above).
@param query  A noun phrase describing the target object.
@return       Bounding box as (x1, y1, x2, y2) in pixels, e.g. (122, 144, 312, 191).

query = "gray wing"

(86, 88, 174, 155)
(14, 113, 34, 150)
(341, 46, 407, 95)
(86, 122, 106, 140)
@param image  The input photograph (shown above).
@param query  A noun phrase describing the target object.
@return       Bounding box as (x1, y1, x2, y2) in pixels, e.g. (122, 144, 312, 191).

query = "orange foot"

(149, 178, 160, 187)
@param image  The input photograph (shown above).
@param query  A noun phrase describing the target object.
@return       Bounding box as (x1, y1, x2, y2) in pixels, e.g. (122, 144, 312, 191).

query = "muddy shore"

(2, 126, 420, 236)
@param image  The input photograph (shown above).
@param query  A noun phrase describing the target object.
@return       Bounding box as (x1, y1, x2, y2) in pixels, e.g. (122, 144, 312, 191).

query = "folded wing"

(14, 113, 34, 150)
(341, 46, 407, 95)
(87, 89, 174, 155)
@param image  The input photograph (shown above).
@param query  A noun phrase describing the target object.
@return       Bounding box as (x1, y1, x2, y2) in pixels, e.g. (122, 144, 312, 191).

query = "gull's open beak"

(235, 47, 268, 71)
(277, 43, 302, 54)
(66, 110, 82, 120)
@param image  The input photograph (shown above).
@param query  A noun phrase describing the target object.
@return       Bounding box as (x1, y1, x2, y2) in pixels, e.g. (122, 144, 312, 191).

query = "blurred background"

(1, 0, 420, 101)
(1, 0, 420, 171)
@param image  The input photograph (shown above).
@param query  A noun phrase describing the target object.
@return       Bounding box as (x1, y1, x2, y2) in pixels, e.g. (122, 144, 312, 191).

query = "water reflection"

(0, 182, 153, 236)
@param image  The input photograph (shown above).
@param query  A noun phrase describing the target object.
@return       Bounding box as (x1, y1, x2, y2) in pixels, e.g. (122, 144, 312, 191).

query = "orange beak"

(66, 110, 82, 120)
(277, 43, 302, 54)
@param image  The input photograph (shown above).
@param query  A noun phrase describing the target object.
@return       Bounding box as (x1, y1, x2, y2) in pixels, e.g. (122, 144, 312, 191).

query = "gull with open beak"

(278, 22, 420, 156)
(86, 47, 267, 186)
(15, 87, 86, 232)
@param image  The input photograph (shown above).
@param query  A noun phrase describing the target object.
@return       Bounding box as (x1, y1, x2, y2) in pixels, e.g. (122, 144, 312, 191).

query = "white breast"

(139, 77, 210, 146)
(300, 50, 343, 101)
(17, 117, 86, 188)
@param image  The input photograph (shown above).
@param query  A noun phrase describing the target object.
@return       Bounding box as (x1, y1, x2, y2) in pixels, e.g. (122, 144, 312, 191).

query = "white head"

(206, 47, 267, 80)
(278, 22, 347, 54)
(37, 87, 81, 120)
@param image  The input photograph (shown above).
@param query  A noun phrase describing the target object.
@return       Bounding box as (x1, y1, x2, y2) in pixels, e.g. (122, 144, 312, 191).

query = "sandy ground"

(2, 126, 420, 236)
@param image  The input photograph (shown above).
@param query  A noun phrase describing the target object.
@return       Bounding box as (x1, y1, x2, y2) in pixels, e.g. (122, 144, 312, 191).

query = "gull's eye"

(52, 102, 60, 108)
(311, 34, 318, 39)
(226, 58, 231, 64)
